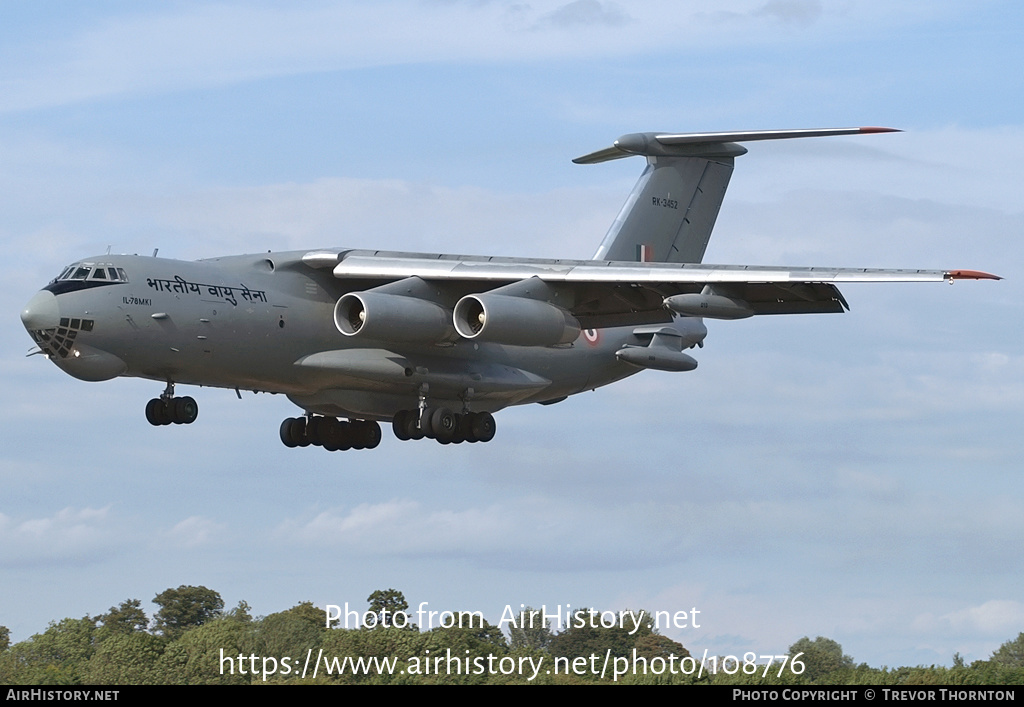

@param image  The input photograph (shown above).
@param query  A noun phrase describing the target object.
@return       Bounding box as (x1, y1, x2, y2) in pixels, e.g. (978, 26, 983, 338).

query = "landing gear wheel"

(449, 415, 466, 444)
(157, 400, 173, 425)
(280, 417, 318, 448)
(470, 411, 496, 443)
(280, 418, 298, 447)
(392, 410, 411, 441)
(420, 407, 437, 439)
(145, 398, 164, 426)
(406, 412, 425, 441)
(305, 416, 324, 446)
(337, 421, 355, 451)
(347, 422, 361, 450)
(173, 396, 198, 425)
(321, 419, 343, 451)
(292, 417, 310, 446)
(360, 420, 382, 449)
(460, 413, 478, 443)
(431, 407, 457, 443)
(146, 395, 198, 426)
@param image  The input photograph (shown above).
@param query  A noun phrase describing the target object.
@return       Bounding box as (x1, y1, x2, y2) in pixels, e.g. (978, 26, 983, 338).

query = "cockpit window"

(54, 263, 129, 284)
(46, 262, 130, 294)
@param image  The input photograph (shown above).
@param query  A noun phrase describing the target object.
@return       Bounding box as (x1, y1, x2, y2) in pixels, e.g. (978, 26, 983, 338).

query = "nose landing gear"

(145, 382, 198, 426)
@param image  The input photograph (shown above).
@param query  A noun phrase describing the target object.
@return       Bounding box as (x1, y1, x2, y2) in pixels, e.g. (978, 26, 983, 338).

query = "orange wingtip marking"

(948, 270, 1002, 280)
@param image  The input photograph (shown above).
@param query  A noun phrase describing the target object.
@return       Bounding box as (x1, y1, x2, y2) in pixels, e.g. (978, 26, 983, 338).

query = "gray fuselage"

(22, 250, 647, 421)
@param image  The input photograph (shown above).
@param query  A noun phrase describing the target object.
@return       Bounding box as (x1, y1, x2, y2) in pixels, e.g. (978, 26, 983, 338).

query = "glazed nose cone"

(21, 290, 60, 331)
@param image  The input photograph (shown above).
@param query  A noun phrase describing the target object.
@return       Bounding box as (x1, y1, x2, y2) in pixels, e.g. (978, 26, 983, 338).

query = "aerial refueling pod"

(615, 325, 703, 372)
(664, 286, 754, 320)
(616, 347, 698, 372)
(453, 278, 580, 346)
(334, 277, 454, 343)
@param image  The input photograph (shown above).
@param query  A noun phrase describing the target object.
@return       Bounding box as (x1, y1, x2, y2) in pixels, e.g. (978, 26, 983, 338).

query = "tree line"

(2, 586, 1023, 684)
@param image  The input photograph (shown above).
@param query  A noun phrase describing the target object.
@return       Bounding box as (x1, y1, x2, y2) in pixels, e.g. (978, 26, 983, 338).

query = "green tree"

(320, 627, 423, 684)
(249, 602, 327, 676)
(419, 618, 508, 684)
(158, 616, 251, 685)
(634, 632, 689, 660)
(508, 606, 552, 651)
(224, 600, 253, 623)
(0, 617, 97, 684)
(991, 632, 1024, 667)
(273, 600, 326, 631)
(0, 626, 9, 652)
(152, 585, 224, 639)
(85, 632, 166, 685)
(549, 608, 659, 665)
(366, 588, 411, 629)
(788, 636, 854, 682)
(96, 599, 148, 641)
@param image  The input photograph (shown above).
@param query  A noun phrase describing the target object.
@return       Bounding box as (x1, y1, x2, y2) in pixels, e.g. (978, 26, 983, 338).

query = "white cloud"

(0, 506, 116, 566)
(0, 1, 982, 113)
(754, 0, 823, 26)
(161, 516, 227, 548)
(277, 496, 694, 570)
(535, 1, 632, 29)
(915, 600, 1024, 637)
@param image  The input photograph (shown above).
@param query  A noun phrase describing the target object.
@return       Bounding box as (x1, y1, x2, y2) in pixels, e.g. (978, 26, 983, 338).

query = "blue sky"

(2, 1, 1022, 670)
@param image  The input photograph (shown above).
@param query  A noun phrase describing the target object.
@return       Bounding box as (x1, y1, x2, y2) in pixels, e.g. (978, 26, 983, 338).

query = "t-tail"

(575, 127, 900, 264)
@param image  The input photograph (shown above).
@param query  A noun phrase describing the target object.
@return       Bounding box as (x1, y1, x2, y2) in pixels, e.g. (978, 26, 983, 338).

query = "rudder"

(591, 153, 734, 264)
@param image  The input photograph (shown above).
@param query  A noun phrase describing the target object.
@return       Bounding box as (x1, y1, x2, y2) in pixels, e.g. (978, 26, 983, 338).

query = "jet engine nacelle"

(334, 291, 454, 342)
(453, 294, 580, 346)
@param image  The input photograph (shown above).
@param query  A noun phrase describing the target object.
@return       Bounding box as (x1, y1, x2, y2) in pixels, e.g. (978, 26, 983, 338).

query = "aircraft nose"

(21, 290, 60, 331)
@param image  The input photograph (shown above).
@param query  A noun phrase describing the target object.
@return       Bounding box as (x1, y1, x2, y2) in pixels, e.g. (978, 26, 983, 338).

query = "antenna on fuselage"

(152, 248, 159, 258)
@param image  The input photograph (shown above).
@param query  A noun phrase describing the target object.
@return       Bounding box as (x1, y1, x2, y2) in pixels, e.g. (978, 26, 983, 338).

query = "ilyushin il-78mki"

(21, 127, 998, 451)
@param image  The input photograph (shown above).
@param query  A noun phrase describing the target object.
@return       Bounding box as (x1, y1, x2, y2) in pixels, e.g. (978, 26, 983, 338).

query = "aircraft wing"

(302, 250, 998, 328)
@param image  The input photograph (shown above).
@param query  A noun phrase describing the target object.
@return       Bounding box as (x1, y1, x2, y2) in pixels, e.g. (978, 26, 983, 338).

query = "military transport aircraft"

(20, 127, 998, 451)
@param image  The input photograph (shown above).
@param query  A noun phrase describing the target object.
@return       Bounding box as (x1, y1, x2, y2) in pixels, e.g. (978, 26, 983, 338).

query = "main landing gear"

(145, 382, 198, 426)
(279, 416, 382, 451)
(391, 408, 496, 445)
(278, 409, 496, 450)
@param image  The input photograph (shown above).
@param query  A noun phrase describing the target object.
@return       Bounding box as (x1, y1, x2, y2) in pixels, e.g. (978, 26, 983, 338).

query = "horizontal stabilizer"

(573, 127, 900, 164)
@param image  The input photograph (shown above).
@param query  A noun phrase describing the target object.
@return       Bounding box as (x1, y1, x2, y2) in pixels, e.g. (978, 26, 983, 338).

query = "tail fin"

(576, 127, 899, 264)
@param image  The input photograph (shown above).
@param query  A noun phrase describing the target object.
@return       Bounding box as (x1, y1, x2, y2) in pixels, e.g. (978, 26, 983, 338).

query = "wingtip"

(859, 126, 902, 134)
(947, 269, 1002, 281)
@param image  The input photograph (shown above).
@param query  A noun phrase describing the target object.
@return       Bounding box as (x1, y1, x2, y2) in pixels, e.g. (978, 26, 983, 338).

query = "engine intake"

(334, 292, 453, 343)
